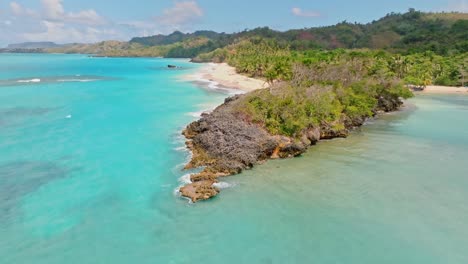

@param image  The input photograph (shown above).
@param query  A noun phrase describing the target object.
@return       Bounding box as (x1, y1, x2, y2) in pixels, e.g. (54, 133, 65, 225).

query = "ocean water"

(1, 54, 468, 264)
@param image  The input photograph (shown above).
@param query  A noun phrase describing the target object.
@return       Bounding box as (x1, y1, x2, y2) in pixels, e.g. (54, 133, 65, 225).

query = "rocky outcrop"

(378, 94, 403, 112)
(180, 96, 311, 202)
(179, 181, 220, 203)
(179, 93, 404, 202)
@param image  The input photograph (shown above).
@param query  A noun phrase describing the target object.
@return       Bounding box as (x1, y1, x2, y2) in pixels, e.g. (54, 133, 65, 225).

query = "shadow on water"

(0, 107, 58, 117)
(0, 107, 60, 128)
(0, 161, 72, 222)
(428, 94, 468, 108)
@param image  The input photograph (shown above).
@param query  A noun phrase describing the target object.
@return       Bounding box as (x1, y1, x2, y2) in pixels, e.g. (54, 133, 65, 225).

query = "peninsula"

(6, 10, 466, 202)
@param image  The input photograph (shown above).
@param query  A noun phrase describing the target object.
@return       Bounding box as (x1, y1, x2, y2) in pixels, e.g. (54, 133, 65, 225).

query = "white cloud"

(4, 0, 112, 44)
(119, 20, 161, 36)
(10, 2, 38, 16)
(10, 2, 22, 15)
(41, 0, 64, 19)
(447, 0, 468, 12)
(4, 20, 12, 26)
(22, 21, 86, 42)
(41, 0, 106, 25)
(68, 10, 104, 25)
(292, 7, 321, 18)
(157, 1, 203, 28)
(3, 0, 204, 44)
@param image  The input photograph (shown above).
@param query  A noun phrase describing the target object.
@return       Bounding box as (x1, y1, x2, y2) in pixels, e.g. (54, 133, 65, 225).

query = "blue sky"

(0, 0, 467, 46)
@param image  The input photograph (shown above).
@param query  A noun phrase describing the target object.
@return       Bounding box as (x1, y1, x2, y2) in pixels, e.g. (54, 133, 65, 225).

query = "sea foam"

(17, 78, 41, 83)
(192, 75, 245, 96)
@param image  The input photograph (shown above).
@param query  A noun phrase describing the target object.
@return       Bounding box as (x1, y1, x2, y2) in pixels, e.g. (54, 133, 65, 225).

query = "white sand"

(185, 63, 467, 95)
(418, 85, 468, 94)
(184, 63, 269, 92)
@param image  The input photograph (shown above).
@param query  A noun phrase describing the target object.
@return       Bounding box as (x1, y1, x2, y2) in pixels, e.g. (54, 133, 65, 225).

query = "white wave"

(172, 161, 188, 174)
(173, 174, 193, 198)
(172, 131, 188, 147)
(57, 79, 97, 82)
(65, 115, 72, 119)
(178, 174, 192, 185)
(187, 111, 205, 118)
(17, 78, 41, 83)
(193, 75, 244, 95)
(174, 146, 187, 152)
(213, 181, 236, 189)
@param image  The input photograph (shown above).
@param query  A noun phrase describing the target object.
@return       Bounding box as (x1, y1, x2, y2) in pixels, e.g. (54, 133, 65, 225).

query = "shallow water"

(1, 54, 468, 263)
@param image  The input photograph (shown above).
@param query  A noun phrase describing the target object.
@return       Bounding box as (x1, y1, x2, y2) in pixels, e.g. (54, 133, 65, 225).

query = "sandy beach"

(417, 85, 468, 94)
(184, 63, 269, 93)
(186, 63, 467, 96)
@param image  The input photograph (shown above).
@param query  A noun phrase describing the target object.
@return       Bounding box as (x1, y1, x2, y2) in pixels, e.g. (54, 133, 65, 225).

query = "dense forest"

(130, 10, 468, 55)
(194, 38, 467, 87)
(38, 10, 468, 58)
(36, 10, 467, 87)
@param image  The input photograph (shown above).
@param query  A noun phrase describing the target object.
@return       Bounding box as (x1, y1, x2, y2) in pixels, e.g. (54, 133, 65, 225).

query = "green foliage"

(191, 48, 229, 63)
(47, 10, 467, 58)
(222, 40, 467, 86)
(231, 50, 418, 138)
(226, 38, 292, 81)
(239, 85, 343, 137)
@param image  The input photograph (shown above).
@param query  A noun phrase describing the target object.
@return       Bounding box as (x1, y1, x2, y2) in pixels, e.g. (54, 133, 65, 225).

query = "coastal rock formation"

(179, 181, 220, 203)
(180, 92, 404, 202)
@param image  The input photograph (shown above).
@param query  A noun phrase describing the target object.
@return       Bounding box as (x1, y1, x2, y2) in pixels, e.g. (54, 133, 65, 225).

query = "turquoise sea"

(1, 54, 468, 264)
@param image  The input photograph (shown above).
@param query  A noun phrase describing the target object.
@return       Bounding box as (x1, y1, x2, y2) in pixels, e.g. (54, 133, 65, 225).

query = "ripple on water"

(0, 75, 116, 87)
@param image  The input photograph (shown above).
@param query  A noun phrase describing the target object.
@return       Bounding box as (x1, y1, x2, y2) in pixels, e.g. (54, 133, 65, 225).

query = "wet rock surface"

(179, 181, 220, 203)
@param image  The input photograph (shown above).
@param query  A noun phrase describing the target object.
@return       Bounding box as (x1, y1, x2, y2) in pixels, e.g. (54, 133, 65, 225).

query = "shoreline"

(176, 62, 466, 202)
(182, 63, 269, 93)
(178, 92, 406, 202)
(176, 62, 269, 202)
(415, 85, 468, 94)
(184, 62, 467, 96)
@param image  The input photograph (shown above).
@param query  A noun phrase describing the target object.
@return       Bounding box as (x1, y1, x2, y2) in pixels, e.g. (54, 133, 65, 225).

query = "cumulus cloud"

(157, 1, 204, 28)
(40, 0, 106, 25)
(292, 7, 321, 18)
(1, 0, 204, 45)
(10, 2, 38, 17)
(10, 2, 22, 15)
(3, 0, 114, 44)
(22, 21, 86, 42)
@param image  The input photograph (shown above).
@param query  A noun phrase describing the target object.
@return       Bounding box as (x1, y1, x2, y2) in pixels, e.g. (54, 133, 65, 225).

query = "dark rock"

(305, 127, 321, 144)
(378, 95, 403, 112)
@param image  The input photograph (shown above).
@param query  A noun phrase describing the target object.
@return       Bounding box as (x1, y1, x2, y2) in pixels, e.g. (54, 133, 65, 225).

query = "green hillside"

(128, 10, 468, 55)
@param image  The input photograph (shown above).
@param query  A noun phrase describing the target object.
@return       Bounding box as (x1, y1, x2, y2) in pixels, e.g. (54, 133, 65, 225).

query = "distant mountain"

(130, 30, 226, 46)
(7, 42, 61, 49)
